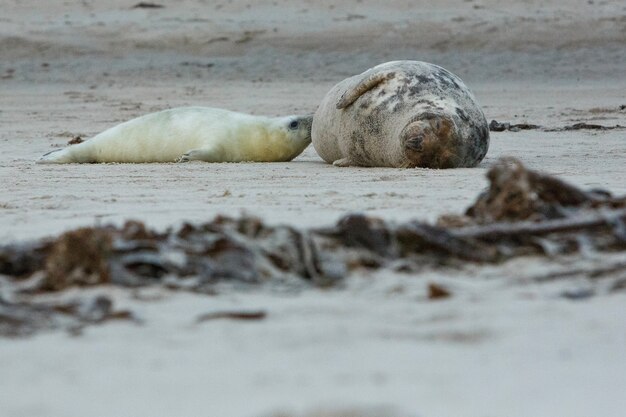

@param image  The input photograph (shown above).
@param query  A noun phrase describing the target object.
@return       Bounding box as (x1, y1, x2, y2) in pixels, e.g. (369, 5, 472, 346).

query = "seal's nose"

(299, 115, 314, 138)
(301, 115, 314, 128)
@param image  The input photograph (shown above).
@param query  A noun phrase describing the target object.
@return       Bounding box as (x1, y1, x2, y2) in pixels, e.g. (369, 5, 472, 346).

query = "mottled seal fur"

(312, 60, 489, 168)
(38, 107, 313, 164)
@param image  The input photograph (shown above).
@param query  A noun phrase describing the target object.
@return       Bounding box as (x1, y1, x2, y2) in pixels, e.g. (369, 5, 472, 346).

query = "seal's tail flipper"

(37, 146, 88, 164)
(336, 70, 397, 110)
(36, 139, 96, 164)
(36, 148, 70, 164)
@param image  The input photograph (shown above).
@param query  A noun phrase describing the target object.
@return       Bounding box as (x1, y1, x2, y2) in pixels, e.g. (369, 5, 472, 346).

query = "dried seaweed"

(2, 157, 625, 290)
(557, 123, 624, 131)
(1, 157, 626, 336)
(456, 157, 623, 224)
(0, 295, 134, 338)
(489, 120, 540, 132)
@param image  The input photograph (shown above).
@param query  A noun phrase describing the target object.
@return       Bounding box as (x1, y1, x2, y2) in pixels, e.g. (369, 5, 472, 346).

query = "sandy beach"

(1, 1, 625, 416)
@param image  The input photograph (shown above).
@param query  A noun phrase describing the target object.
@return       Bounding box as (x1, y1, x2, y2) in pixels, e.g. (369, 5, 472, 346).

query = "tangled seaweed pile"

(1, 158, 625, 336)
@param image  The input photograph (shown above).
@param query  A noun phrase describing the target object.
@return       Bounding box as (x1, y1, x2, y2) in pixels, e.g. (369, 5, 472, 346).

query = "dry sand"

(1, 1, 626, 416)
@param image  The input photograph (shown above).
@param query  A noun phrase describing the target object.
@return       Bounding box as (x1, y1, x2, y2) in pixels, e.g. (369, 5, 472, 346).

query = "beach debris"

(196, 310, 267, 323)
(559, 123, 619, 131)
(489, 119, 624, 132)
(2, 157, 626, 336)
(489, 120, 540, 132)
(205, 37, 230, 45)
(2, 158, 625, 289)
(455, 157, 623, 224)
(180, 61, 215, 69)
(427, 283, 452, 300)
(0, 295, 134, 338)
(67, 136, 83, 145)
(132, 2, 164, 8)
(43, 227, 113, 291)
(0, 241, 48, 278)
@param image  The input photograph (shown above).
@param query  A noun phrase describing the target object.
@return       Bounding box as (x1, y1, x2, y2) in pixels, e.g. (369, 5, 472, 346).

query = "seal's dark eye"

(289, 120, 299, 129)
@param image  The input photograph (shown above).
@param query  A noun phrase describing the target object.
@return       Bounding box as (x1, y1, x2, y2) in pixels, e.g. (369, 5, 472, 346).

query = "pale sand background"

(1, 1, 626, 416)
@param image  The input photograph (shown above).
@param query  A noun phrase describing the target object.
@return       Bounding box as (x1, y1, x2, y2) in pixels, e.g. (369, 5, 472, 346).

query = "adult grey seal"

(37, 107, 313, 164)
(312, 60, 489, 168)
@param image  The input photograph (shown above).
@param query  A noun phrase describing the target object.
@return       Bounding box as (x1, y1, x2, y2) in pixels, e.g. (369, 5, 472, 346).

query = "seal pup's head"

(275, 114, 313, 160)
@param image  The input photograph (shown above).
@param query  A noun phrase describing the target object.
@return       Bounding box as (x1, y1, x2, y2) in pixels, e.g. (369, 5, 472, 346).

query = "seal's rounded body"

(38, 107, 313, 164)
(312, 61, 489, 168)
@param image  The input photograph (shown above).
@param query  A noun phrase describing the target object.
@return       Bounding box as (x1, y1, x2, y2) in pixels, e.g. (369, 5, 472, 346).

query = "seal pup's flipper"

(178, 146, 222, 163)
(336, 70, 397, 110)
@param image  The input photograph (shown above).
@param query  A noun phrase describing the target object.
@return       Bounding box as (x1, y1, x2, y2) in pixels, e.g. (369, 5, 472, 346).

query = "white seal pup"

(37, 107, 313, 164)
(312, 60, 489, 168)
